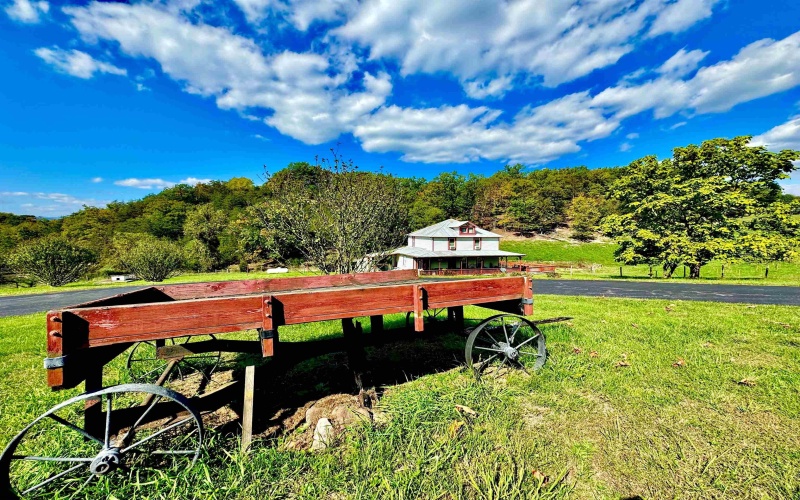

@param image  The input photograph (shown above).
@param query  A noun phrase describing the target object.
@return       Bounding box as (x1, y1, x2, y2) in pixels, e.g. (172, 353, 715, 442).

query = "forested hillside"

(0, 163, 622, 270)
(1, 137, 798, 279)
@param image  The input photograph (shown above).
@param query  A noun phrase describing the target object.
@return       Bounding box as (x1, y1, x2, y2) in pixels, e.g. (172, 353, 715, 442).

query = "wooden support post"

(522, 276, 534, 316)
(342, 318, 370, 405)
(413, 285, 425, 332)
(369, 315, 384, 334)
(84, 364, 103, 440)
(448, 306, 464, 333)
(241, 364, 255, 452)
(261, 295, 277, 357)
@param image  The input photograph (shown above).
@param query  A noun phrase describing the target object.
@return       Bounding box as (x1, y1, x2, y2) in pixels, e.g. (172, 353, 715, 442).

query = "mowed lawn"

(501, 240, 800, 285)
(0, 296, 798, 498)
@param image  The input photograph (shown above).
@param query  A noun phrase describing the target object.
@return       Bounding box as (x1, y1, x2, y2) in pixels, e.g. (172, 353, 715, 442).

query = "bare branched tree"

(254, 151, 408, 274)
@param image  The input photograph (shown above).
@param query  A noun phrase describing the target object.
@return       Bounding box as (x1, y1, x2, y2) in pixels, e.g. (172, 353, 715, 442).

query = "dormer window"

(448, 238, 456, 250)
(473, 238, 481, 250)
(459, 223, 476, 235)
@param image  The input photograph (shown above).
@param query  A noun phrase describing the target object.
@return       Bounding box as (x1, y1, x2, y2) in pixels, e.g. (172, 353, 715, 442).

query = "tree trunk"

(689, 264, 701, 279)
(663, 262, 677, 279)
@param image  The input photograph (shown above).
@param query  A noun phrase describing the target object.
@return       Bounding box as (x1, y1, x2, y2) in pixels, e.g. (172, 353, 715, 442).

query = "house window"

(473, 238, 481, 250)
(459, 224, 475, 234)
(448, 238, 456, 250)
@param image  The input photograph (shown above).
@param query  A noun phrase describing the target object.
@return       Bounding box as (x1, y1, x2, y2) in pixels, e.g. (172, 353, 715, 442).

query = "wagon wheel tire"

(465, 314, 546, 378)
(126, 335, 221, 388)
(0, 383, 203, 499)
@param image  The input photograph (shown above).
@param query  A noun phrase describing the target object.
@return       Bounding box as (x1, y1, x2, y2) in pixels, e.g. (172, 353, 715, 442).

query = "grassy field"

(1, 296, 798, 498)
(501, 240, 800, 286)
(0, 270, 316, 297)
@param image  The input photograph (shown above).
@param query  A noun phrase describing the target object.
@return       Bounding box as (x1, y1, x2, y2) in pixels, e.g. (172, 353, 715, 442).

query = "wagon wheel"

(0, 384, 203, 499)
(465, 314, 546, 378)
(126, 335, 221, 388)
(405, 308, 448, 329)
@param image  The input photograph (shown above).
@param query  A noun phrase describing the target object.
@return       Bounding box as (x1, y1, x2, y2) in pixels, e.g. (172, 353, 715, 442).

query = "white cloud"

(1, 191, 105, 208)
(114, 177, 212, 190)
(34, 47, 127, 79)
(626, 132, 639, 139)
(620, 142, 633, 152)
(751, 116, 800, 151)
(91, 177, 103, 183)
(66, 2, 390, 144)
(4, 0, 48, 23)
(648, 0, 719, 37)
(233, 0, 356, 30)
(334, 0, 704, 93)
(657, 48, 708, 78)
(353, 30, 800, 164)
(115, 178, 175, 190)
(669, 121, 687, 130)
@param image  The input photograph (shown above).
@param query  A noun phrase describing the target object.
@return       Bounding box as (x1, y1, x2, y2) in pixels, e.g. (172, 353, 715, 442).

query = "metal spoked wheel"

(126, 335, 221, 386)
(0, 384, 203, 499)
(465, 314, 546, 378)
(405, 308, 448, 329)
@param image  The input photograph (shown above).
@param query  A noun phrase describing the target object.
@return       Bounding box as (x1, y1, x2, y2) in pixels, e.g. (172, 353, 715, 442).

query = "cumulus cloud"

(233, 0, 355, 30)
(648, 0, 719, 37)
(333, 0, 722, 94)
(65, 2, 390, 144)
(751, 116, 800, 151)
(34, 47, 127, 79)
(620, 142, 633, 152)
(657, 48, 708, 78)
(626, 133, 639, 139)
(4, 0, 48, 23)
(91, 177, 103, 183)
(114, 177, 212, 189)
(353, 30, 800, 163)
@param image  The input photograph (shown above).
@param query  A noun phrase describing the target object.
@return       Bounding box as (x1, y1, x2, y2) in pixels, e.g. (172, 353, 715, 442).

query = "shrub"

(10, 236, 97, 286)
(118, 236, 184, 282)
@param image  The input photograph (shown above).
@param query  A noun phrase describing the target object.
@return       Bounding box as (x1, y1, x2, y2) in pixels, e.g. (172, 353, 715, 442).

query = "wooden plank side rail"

(45, 274, 533, 388)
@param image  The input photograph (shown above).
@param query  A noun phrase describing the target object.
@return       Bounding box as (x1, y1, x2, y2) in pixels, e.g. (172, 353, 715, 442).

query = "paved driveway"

(1, 280, 799, 317)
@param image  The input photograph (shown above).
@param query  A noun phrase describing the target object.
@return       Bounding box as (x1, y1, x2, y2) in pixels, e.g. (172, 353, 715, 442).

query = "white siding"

(396, 255, 415, 270)
(482, 238, 499, 251)
(432, 238, 449, 251)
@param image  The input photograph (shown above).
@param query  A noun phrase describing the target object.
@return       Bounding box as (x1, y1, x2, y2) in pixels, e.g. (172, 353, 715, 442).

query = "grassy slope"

(1, 296, 798, 498)
(502, 240, 800, 286)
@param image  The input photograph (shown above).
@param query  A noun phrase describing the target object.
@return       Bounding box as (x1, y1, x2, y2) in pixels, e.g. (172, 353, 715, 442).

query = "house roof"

(391, 247, 524, 258)
(408, 219, 502, 238)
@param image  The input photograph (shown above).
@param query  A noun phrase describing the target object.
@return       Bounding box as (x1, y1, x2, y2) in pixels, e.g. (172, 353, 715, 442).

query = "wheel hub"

(498, 342, 519, 360)
(90, 448, 121, 475)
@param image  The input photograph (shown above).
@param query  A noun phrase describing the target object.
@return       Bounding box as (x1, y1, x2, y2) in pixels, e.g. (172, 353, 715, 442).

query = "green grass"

(1, 296, 799, 498)
(502, 240, 800, 286)
(0, 270, 316, 297)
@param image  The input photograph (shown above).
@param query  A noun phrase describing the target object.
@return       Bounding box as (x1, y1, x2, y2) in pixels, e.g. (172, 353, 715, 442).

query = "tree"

(567, 195, 613, 241)
(252, 152, 408, 274)
(184, 204, 227, 269)
(603, 137, 799, 278)
(10, 236, 97, 286)
(116, 235, 184, 282)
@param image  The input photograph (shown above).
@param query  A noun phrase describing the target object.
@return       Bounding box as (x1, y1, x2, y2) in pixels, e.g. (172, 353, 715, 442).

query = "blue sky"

(1, 0, 800, 216)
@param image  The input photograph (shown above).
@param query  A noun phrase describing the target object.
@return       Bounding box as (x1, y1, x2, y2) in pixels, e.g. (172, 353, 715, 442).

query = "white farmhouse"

(390, 219, 524, 273)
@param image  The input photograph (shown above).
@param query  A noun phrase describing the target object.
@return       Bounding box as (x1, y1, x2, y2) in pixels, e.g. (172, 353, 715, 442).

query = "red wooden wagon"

(1, 270, 549, 497)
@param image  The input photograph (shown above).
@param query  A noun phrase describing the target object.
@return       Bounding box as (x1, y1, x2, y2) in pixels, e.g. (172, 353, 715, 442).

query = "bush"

(118, 236, 184, 282)
(10, 236, 97, 286)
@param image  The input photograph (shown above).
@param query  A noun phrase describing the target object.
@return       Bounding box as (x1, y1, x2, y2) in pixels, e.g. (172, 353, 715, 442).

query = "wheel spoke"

(477, 354, 498, 371)
(501, 316, 509, 344)
(518, 350, 543, 357)
(104, 394, 113, 448)
(121, 416, 195, 454)
(514, 333, 540, 350)
(473, 346, 505, 353)
(47, 414, 103, 446)
(118, 395, 162, 445)
(21, 463, 84, 495)
(151, 450, 197, 455)
(509, 322, 522, 343)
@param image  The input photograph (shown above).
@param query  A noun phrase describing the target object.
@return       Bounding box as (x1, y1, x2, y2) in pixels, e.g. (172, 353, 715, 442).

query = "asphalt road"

(2, 280, 799, 318)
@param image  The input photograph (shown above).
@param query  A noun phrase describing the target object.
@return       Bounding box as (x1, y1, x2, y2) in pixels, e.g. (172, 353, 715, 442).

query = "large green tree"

(603, 137, 798, 278)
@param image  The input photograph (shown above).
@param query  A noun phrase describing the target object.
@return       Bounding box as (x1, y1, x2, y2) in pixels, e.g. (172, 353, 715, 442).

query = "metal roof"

(391, 247, 524, 258)
(408, 219, 502, 238)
